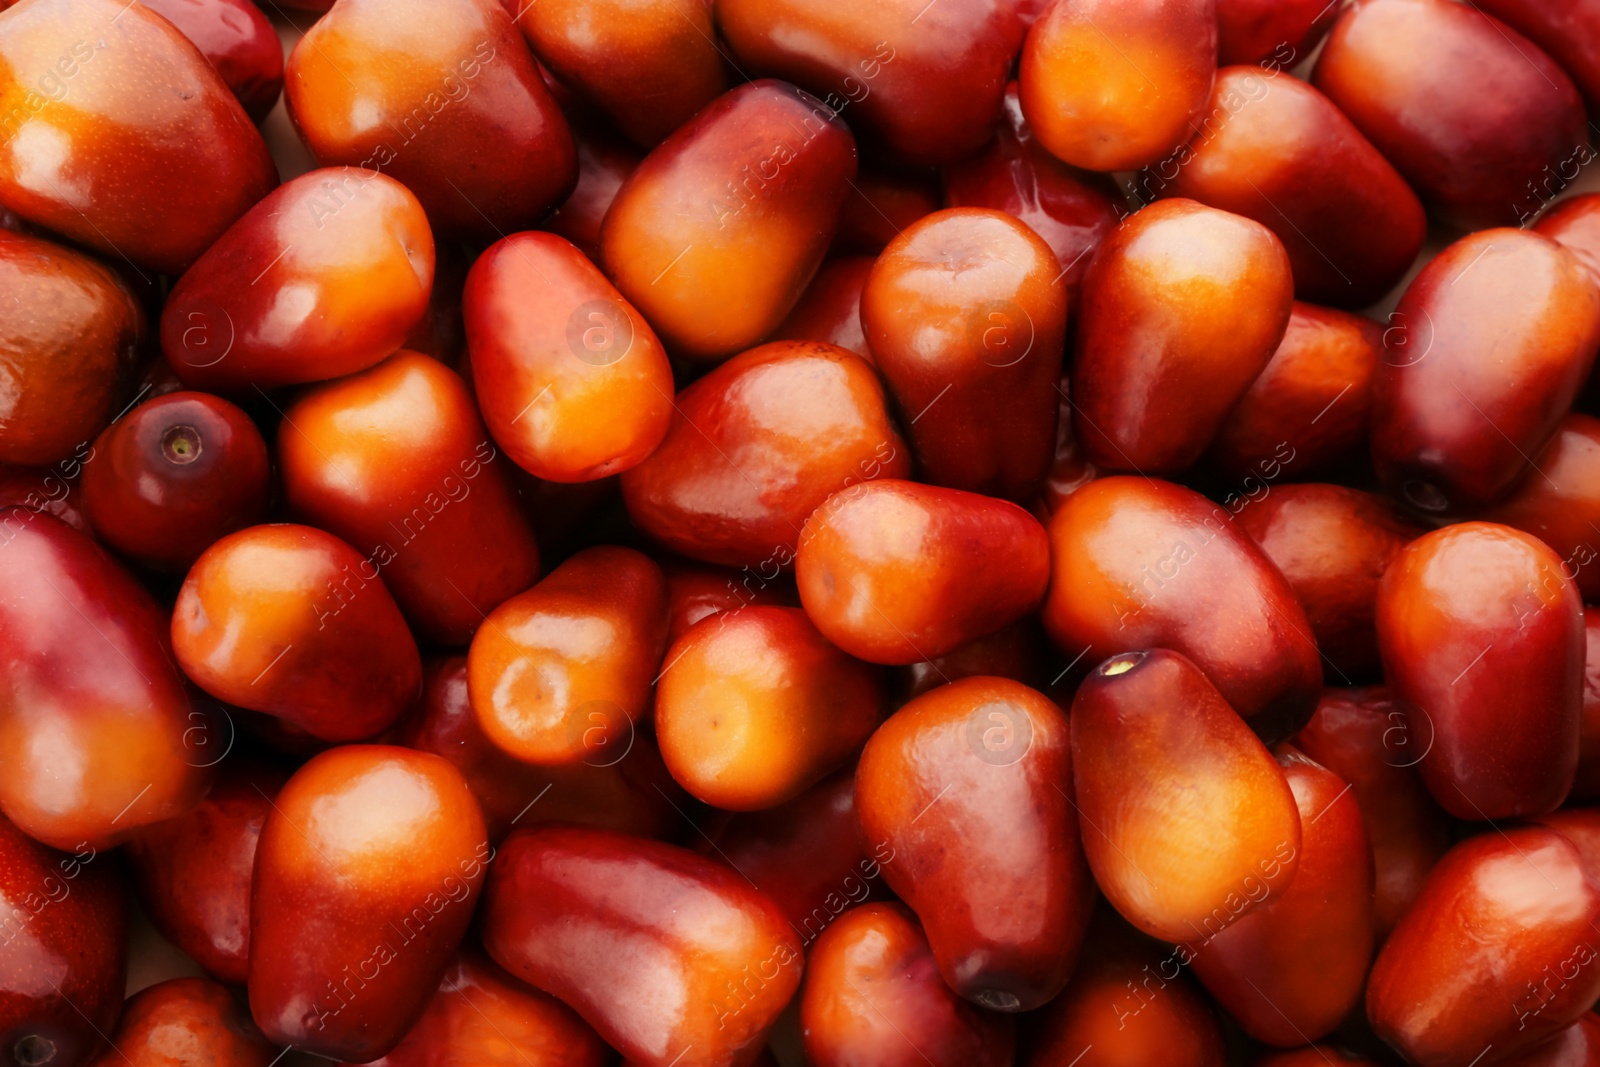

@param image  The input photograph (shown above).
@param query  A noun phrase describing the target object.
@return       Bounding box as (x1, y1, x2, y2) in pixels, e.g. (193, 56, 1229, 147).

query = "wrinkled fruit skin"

(0, 813, 126, 1067)
(249, 745, 489, 1062)
(855, 676, 1094, 1013)
(1367, 828, 1600, 1066)
(482, 825, 801, 1067)
(0, 0, 277, 274)
(86, 977, 275, 1067)
(1041, 476, 1322, 740)
(601, 79, 857, 362)
(1376, 522, 1583, 819)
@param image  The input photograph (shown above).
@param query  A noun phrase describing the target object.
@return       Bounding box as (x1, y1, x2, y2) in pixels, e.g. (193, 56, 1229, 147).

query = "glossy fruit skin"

(1041, 477, 1322, 739)
(279, 350, 542, 645)
(714, 0, 1018, 167)
(468, 546, 669, 766)
(249, 746, 489, 1062)
(172, 524, 423, 743)
(772, 255, 874, 363)
(1020, 0, 1217, 172)
(861, 208, 1065, 503)
(855, 677, 1094, 1012)
(125, 759, 286, 985)
(399, 656, 682, 843)
(657, 606, 883, 810)
(897, 619, 1046, 705)
(1312, 0, 1588, 229)
(0, 0, 276, 275)
(600, 79, 857, 362)
(1019, 915, 1227, 1067)
(1072, 199, 1293, 474)
(482, 825, 801, 1067)
(1473, 0, 1600, 117)
(1367, 828, 1600, 1066)
(515, 0, 726, 147)
(1539, 194, 1600, 289)
(344, 950, 607, 1067)
(833, 168, 941, 257)
(1371, 229, 1600, 513)
(541, 116, 641, 262)
(1496, 1015, 1600, 1067)
(796, 480, 1050, 665)
(0, 231, 142, 466)
(286, 0, 575, 239)
(162, 167, 433, 393)
(1037, 374, 1097, 517)
(463, 231, 674, 483)
(1203, 302, 1381, 485)
(701, 770, 883, 939)
(620, 340, 910, 567)
(0, 510, 210, 849)
(801, 902, 1016, 1067)
(87, 977, 274, 1067)
(1215, 0, 1336, 65)
(139, 0, 284, 123)
(1376, 522, 1583, 820)
(660, 556, 796, 645)
(1235, 484, 1421, 683)
(1070, 649, 1302, 944)
(0, 463, 88, 532)
(1157, 67, 1425, 308)
(1189, 746, 1372, 1046)
(0, 813, 125, 1067)
(1482, 414, 1600, 603)
(942, 83, 1123, 315)
(1293, 687, 1453, 938)
(1579, 616, 1600, 801)
(81, 391, 269, 573)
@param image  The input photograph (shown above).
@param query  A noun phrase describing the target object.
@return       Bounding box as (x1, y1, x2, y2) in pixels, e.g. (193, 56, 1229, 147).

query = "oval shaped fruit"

(482, 825, 801, 1067)
(343, 950, 608, 1067)
(1020, 915, 1228, 1067)
(1188, 746, 1373, 1046)
(661, 555, 797, 645)
(1156, 67, 1425, 308)
(1041, 476, 1323, 739)
(0, 813, 125, 1067)
(1538, 193, 1600, 291)
(468, 546, 669, 766)
(715, 0, 1019, 167)
(514, 0, 726, 147)
(139, 0, 284, 123)
(1481, 414, 1600, 603)
(801, 902, 1016, 1067)
(0, 0, 277, 274)
(0, 510, 210, 848)
(834, 167, 941, 256)
(279, 350, 541, 645)
(1311, 0, 1588, 229)
(125, 759, 287, 985)
(1376, 522, 1583, 819)
(1235, 484, 1421, 682)
(286, 0, 575, 238)
(1020, 0, 1216, 171)
(1367, 827, 1600, 1066)
(1473, 0, 1600, 117)
(942, 82, 1123, 314)
(772, 255, 874, 363)
(0, 462, 89, 533)
(796, 480, 1050, 665)
(0, 230, 142, 466)
(656, 606, 884, 810)
(541, 117, 641, 262)
(600, 79, 856, 362)
(620, 339, 909, 567)
(81, 391, 269, 573)
(87, 977, 274, 1067)
(1371, 228, 1600, 513)
(1293, 687, 1452, 937)
(1072, 199, 1294, 474)
(1215, 0, 1336, 66)
(855, 676, 1094, 1012)
(861, 207, 1065, 502)
(163, 167, 433, 393)
(463, 231, 673, 483)
(249, 745, 489, 1062)
(400, 656, 682, 843)
(1202, 301, 1381, 485)
(172, 524, 423, 742)
(1070, 649, 1302, 944)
